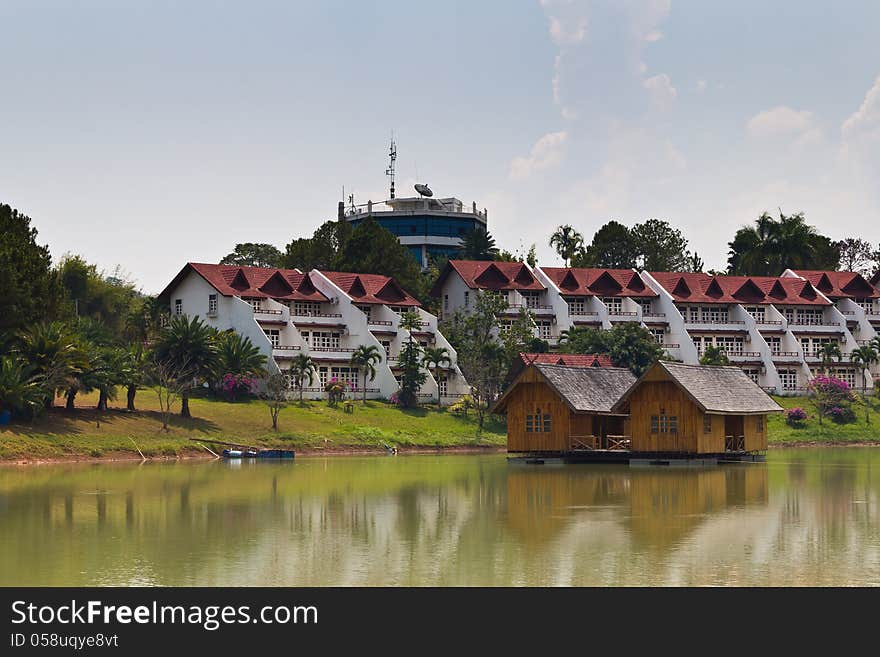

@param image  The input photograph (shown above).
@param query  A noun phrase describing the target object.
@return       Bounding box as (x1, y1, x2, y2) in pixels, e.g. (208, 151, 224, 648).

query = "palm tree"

(421, 346, 451, 408)
(458, 227, 499, 260)
(850, 344, 878, 423)
(350, 345, 382, 403)
(0, 356, 46, 418)
(152, 315, 218, 418)
(14, 322, 79, 408)
(817, 342, 843, 374)
(214, 331, 268, 382)
(549, 225, 584, 267)
(288, 353, 317, 403)
(120, 342, 147, 411)
(728, 211, 831, 275)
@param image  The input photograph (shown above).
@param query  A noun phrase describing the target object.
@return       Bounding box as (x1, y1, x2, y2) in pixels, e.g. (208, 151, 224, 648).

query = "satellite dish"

(414, 183, 433, 198)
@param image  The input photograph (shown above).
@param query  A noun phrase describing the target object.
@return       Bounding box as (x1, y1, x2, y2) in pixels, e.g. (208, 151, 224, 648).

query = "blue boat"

(221, 448, 295, 460)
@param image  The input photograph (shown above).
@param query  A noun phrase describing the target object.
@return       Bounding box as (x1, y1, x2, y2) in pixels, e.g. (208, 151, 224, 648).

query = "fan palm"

(214, 331, 268, 382)
(0, 356, 47, 417)
(152, 315, 218, 417)
(458, 227, 499, 260)
(15, 322, 80, 408)
(549, 225, 584, 267)
(421, 346, 451, 407)
(850, 344, 878, 423)
(350, 345, 382, 403)
(288, 353, 317, 402)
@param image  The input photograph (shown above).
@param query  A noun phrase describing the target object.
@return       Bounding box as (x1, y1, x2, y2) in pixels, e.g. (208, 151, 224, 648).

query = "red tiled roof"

(541, 267, 657, 298)
(319, 271, 421, 306)
(172, 263, 329, 302)
(442, 260, 545, 292)
(518, 352, 615, 368)
(791, 270, 880, 299)
(650, 272, 831, 306)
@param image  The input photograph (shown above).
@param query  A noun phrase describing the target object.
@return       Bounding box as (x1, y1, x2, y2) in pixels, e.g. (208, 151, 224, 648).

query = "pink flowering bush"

(388, 391, 401, 406)
(324, 377, 348, 407)
(221, 373, 257, 401)
(807, 375, 856, 424)
(785, 407, 808, 428)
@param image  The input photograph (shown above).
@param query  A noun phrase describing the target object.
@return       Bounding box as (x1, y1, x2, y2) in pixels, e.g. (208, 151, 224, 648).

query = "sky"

(2, 0, 879, 293)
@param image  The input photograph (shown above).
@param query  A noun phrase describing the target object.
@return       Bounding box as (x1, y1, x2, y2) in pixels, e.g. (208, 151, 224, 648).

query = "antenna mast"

(385, 136, 397, 200)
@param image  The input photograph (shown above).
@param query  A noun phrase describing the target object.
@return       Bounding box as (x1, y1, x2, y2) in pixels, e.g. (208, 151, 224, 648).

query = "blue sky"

(2, 1, 879, 292)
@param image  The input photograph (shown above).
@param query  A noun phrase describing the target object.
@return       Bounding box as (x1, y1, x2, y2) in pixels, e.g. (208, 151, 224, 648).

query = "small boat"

(221, 448, 295, 460)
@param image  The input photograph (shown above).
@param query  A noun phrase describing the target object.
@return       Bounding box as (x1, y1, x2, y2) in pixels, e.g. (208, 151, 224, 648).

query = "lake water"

(1, 450, 879, 586)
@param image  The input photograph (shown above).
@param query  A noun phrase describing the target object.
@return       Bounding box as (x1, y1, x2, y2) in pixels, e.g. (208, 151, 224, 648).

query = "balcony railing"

(661, 343, 680, 349)
(310, 346, 356, 353)
(642, 312, 666, 318)
(684, 318, 746, 325)
(771, 351, 802, 359)
(754, 320, 783, 325)
(726, 351, 762, 359)
(291, 312, 343, 319)
(569, 311, 599, 317)
(369, 320, 394, 326)
(787, 318, 839, 326)
(272, 345, 302, 351)
(608, 311, 638, 317)
(252, 308, 283, 315)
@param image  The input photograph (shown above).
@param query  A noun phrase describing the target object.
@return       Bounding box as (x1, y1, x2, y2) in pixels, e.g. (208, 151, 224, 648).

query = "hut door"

(724, 416, 744, 451)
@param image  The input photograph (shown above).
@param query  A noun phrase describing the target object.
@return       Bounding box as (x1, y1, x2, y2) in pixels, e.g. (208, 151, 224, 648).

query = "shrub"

(786, 407, 808, 428)
(449, 395, 475, 417)
(324, 377, 348, 407)
(827, 405, 857, 424)
(220, 373, 257, 401)
(388, 391, 401, 406)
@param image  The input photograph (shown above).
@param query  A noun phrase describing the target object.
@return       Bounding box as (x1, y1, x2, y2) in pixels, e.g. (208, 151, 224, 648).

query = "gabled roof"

(159, 263, 329, 303)
(541, 268, 657, 298)
(792, 270, 880, 299)
(319, 271, 421, 306)
(517, 353, 615, 368)
(431, 260, 546, 295)
(650, 272, 830, 306)
(493, 364, 636, 415)
(612, 361, 783, 415)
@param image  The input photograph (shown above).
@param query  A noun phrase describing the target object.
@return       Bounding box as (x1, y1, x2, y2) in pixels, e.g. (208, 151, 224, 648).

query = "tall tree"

(458, 227, 499, 261)
(561, 323, 664, 376)
(220, 243, 283, 268)
(549, 225, 584, 267)
(397, 311, 427, 407)
(350, 344, 382, 403)
(834, 238, 876, 275)
(631, 219, 691, 271)
(817, 342, 842, 374)
(727, 210, 838, 275)
(280, 220, 353, 272)
(421, 346, 452, 408)
(573, 221, 638, 269)
(287, 353, 317, 403)
(0, 203, 61, 335)
(849, 344, 878, 424)
(335, 218, 425, 299)
(152, 315, 218, 418)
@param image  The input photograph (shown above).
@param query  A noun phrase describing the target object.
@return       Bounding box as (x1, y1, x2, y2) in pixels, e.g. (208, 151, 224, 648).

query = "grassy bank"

(768, 394, 880, 445)
(0, 389, 505, 461)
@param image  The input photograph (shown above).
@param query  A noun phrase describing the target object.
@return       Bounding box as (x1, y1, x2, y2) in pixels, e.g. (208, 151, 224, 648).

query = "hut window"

(526, 410, 552, 433)
(651, 414, 678, 434)
(526, 415, 535, 432)
(543, 414, 551, 432)
(703, 415, 712, 434)
(757, 416, 764, 432)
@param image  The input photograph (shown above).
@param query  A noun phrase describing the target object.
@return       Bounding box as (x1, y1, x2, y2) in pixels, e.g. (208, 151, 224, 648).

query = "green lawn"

(768, 394, 880, 444)
(0, 388, 505, 461)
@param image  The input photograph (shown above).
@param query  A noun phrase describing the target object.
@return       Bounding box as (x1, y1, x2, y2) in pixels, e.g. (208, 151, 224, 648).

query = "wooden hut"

(492, 363, 636, 454)
(612, 361, 782, 455)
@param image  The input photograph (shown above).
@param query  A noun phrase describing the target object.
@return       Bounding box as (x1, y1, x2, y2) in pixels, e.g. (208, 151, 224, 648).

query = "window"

(292, 301, 320, 316)
(264, 329, 280, 347)
(526, 408, 552, 433)
(766, 337, 781, 355)
(566, 297, 587, 315)
(833, 368, 856, 387)
(443, 295, 448, 312)
(381, 340, 391, 357)
(638, 299, 653, 315)
(464, 291, 469, 308)
(602, 297, 623, 314)
(703, 307, 729, 323)
(743, 368, 760, 384)
(778, 369, 797, 391)
(208, 294, 217, 315)
(650, 414, 678, 434)
(716, 336, 744, 355)
(310, 331, 340, 349)
(651, 329, 665, 344)
(174, 299, 183, 316)
(536, 320, 552, 340)
(521, 291, 542, 309)
(745, 306, 765, 322)
(704, 415, 712, 434)
(356, 304, 372, 321)
(757, 416, 764, 433)
(247, 298, 262, 312)
(438, 377, 448, 398)
(854, 298, 874, 314)
(692, 336, 704, 355)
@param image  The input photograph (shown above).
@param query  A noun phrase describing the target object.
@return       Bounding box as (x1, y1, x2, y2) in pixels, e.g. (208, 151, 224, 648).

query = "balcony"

(272, 345, 302, 359)
(642, 312, 666, 319)
(608, 311, 640, 323)
(770, 351, 802, 362)
(308, 346, 357, 360)
(253, 307, 287, 324)
(502, 303, 554, 315)
(726, 351, 763, 363)
(684, 317, 746, 326)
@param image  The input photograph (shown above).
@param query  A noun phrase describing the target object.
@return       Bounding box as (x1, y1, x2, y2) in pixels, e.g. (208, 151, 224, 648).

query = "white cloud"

(642, 73, 677, 109)
(746, 106, 816, 138)
(841, 76, 880, 139)
(548, 15, 588, 45)
(509, 131, 568, 180)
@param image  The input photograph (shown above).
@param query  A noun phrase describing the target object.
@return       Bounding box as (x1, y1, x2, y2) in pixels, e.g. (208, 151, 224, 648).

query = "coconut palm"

(288, 353, 317, 403)
(350, 345, 382, 403)
(421, 346, 452, 407)
(850, 344, 878, 423)
(152, 315, 218, 418)
(817, 342, 843, 374)
(549, 225, 584, 267)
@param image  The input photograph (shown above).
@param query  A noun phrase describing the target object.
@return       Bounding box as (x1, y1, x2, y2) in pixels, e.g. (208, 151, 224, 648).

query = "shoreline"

(3, 441, 879, 466)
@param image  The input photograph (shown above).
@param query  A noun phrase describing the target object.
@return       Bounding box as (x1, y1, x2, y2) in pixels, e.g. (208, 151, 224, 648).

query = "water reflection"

(0, 451, 878, 586)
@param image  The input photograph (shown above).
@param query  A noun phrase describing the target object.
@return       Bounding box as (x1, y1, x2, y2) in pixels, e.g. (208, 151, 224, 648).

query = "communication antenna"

(348, 193, 357, 215)
(385, 136, 397, 199)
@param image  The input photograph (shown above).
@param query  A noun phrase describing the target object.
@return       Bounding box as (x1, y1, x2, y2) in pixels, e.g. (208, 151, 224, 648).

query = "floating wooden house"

(492, 363, 636, 454)
(495, 360, 782, 460)
(612, 361, 782, 455)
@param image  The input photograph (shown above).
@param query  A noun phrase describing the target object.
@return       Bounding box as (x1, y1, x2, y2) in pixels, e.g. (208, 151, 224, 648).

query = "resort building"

(494, 361, 781, 458)
(159, 263, 469, 403)
(432, 260, 880, 395)
(341, 195, 488, 270)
